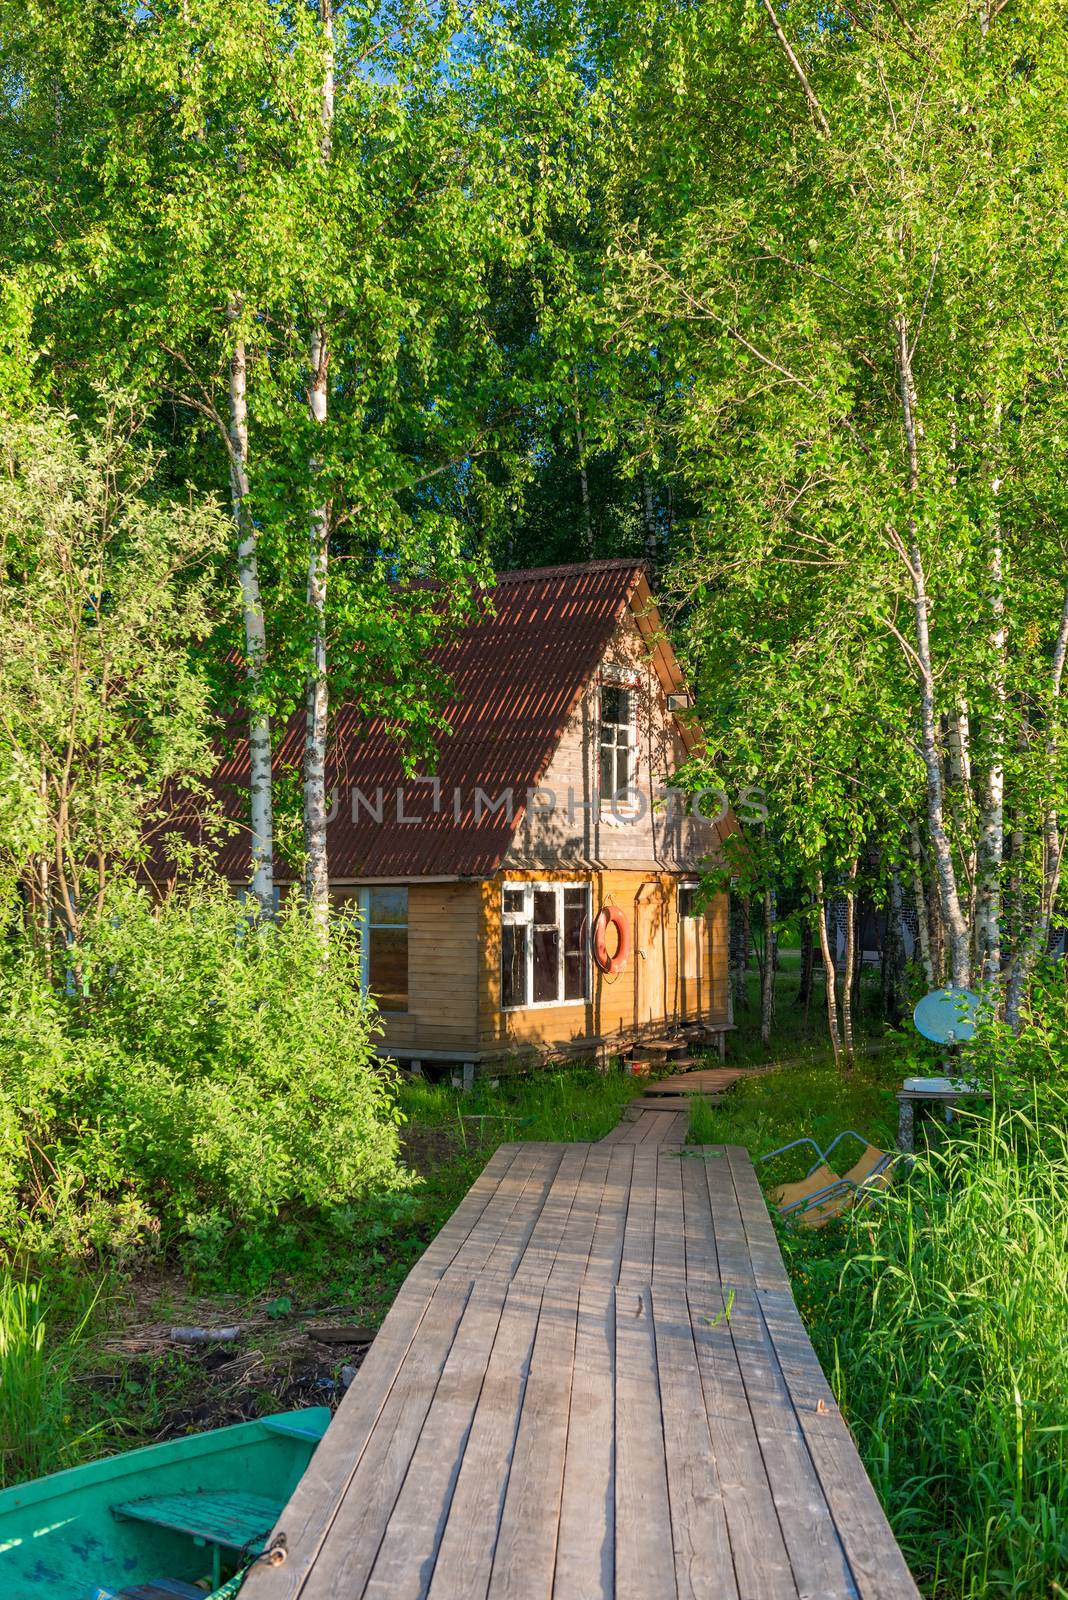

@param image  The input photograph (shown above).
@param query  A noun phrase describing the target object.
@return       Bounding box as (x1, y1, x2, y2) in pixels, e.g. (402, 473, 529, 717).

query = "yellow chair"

(760, 1132, 897, 1228)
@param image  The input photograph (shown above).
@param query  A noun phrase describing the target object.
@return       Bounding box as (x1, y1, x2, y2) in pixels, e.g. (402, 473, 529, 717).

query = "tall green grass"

(688, 1055, 900, 1157)
(788, 1094, 1068, 1597)
(0, 1270, 100, 1487)
(398, 1063, 644, 1149)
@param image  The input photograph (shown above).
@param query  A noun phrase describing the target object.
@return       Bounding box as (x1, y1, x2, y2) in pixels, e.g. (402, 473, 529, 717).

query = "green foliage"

(0, 1270, 101, 1488)
(0, 403, 227, 931)
(967, 963, 1068, 1092)
(691, 1038, 1068, 1593)
(791, 1097, 1068, 1597)
(0, 884, 404, 1275)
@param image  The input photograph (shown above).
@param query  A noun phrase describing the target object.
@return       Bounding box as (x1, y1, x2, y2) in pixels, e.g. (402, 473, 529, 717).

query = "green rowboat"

(0, 1407, 330, 1600)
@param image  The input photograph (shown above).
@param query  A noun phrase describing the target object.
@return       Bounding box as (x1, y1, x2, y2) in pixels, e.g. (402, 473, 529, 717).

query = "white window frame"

(597, 670, 641, 816)
(500, 881, 590, 1011)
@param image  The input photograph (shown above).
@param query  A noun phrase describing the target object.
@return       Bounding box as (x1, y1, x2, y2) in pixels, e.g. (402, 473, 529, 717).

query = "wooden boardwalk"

(244, 1135, 918, 1600)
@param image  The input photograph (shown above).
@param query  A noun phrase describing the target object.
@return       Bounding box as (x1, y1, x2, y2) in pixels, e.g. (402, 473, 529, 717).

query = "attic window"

(599, 681, 638, 809)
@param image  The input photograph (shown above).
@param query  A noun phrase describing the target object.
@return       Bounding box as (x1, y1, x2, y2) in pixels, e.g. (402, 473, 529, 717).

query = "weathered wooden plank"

(724, 1146, 793, 1295)
(651, 1284, 739, 1600)
(756, 1294, 920, 1600)
(363, 1279, 510, 1600)
(445, 1144, 565, 1281)
(553, 1282, 615, 1600)
(291, 1280, 479, 1600)
(425, 1280, 544, 1600)
(246, 1277, 471, 1600)
(689, 1286, 799, 1600)
(726, 1288, 858, 1600)
(487, 1282, 580, 1599)
(412, 1144, 524, 1283)
(652, 1146, 687, 1285)
(680, 1149, 721, 1289)
(513, 1143, 595, 1287)
(546, 1142, 610, 1289)
(702, 1149, 757, 1287)
(585, 1146, 633, 1288)
(246, 1136, 917, 1600)
(479, 1147, 569, 1282)
(617, 1146, 658, 1284)
(613, 1284, 677, 1600)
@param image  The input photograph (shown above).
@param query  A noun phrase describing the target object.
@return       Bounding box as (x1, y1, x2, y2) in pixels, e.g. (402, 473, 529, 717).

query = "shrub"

(0, 883, 404, 1276)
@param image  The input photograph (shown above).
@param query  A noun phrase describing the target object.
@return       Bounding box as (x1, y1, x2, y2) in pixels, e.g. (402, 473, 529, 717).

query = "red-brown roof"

(200, 559, 648, 882)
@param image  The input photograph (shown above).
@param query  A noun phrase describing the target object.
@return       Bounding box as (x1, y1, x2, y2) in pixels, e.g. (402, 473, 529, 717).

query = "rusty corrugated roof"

(202, 559, 647, 881)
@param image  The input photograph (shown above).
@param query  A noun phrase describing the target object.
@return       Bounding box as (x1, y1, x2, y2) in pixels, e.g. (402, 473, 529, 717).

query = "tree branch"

(759, 0, 832, 137)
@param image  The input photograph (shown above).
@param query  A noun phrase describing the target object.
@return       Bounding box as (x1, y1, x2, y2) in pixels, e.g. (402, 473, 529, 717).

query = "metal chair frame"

(758, 1131, 899, 1218)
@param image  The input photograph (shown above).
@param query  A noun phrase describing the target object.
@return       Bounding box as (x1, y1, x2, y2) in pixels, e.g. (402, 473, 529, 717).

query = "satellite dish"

(913, 987, 981, 1045)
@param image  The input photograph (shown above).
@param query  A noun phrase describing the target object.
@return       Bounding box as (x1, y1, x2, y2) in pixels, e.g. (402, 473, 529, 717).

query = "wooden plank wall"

(378, 882, 481, 1054)
(477, 869, 729, 1055)
(503, 616, 726, 874)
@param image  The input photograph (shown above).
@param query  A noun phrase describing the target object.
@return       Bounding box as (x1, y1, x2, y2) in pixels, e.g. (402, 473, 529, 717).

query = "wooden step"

(638, 1095, 720, 1112)
(636, 1039, 690, 1059)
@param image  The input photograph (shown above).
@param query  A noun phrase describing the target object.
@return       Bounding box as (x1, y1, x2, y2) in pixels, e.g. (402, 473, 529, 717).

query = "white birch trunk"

(907, 824, 934, 987)
(815, 868, 842, 1068)
(976, 481, 1006, 990)
(895, 314, 971, 987)
(302, 0, 334, 938)
(841, 858, 857, 1068)
(227, 307, 274, 917)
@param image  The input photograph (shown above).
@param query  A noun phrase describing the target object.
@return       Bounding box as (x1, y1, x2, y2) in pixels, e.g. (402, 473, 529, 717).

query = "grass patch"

(0, 1269, 102, 1487)
(0, 1062, 645, 1487)
(727, 958, 889, 1068)
(707, 1051, 1068, 1598)
(688, 1053, 901, 1161)
(793, 1094, 1068, 1598)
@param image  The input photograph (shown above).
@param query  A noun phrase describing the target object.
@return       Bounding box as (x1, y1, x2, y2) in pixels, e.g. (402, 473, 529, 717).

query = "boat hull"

(0, 1409, 330, 1600)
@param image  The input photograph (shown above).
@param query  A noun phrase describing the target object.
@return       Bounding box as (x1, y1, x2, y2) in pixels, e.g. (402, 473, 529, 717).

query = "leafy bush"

(0, 883, 404, 1276)
(967, 962, 1068, 1092)
(789, 1095, 1068, 1598)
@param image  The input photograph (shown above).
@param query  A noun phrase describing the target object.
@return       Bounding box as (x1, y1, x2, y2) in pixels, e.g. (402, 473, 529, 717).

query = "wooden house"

(211, 560, 733, 1076)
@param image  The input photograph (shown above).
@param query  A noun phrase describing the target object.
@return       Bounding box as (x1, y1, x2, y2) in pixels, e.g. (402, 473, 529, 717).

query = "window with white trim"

(599, 678, 639, 810)
(501, 883, 589, 1009)
(333, 887, 409, 1012)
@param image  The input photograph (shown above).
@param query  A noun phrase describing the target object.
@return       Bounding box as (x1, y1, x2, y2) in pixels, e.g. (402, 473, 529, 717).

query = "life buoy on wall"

(593, 903, 631, 975)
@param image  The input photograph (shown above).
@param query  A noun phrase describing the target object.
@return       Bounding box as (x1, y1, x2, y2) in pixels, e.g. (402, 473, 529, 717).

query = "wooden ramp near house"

(243, 1135, 919, 1600)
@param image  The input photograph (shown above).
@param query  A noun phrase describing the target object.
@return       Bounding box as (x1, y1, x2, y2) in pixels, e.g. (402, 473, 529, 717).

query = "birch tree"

(4, 0, 589, 927)
(0, 406, 226, 945)
(602, 0, 1068, 1020)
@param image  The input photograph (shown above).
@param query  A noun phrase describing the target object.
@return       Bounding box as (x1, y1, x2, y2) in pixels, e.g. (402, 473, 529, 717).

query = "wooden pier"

(244, 1134, 918, 1599)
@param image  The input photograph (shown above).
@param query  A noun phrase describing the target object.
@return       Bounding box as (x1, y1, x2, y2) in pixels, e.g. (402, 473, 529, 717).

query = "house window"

(599, 681, 638, 807)
(365, 887, 408, 1012)
(501, 883, 589, 1009)
(679, 883, 702, 920)
(335, 887, 409, 1012)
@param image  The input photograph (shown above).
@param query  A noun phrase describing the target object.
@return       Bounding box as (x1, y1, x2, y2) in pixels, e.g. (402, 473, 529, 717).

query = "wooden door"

(635, 884, 668, 1027)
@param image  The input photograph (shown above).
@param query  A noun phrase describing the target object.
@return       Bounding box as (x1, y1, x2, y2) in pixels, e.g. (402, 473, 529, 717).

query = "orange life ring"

(593, 904, 631, 975)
